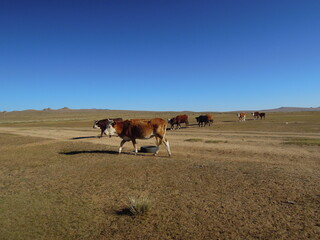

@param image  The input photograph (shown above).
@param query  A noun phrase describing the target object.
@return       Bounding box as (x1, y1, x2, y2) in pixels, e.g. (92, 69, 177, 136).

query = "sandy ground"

(0, 126, 319, 159)
(0, 125, 319, 239)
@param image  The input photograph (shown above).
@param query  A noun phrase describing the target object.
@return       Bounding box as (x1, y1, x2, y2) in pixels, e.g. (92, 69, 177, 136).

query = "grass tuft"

(128, 196, 152, 216)
(205, 140, 228, 144)
(185, 138, 203, 142)
(283, 138, 320, 146)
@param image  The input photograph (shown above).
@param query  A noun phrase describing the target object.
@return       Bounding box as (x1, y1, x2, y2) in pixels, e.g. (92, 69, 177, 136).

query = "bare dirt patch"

(0, 111, 319, 239)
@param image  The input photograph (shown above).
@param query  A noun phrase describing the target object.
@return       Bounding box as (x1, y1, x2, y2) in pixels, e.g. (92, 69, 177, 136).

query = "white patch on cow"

(105, 124, 117, 137)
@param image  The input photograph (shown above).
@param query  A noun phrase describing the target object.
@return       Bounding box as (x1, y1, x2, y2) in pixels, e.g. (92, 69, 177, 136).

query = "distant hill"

(2, 107, 320, 113)
(261, 107, 320, 112)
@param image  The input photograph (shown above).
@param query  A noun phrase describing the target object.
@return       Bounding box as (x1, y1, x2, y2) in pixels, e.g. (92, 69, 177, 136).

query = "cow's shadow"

(71, 136, 99, 140)
(114, 208, 133, 216)
(59, 150, 118, 155)
(59, 150, 148, 156)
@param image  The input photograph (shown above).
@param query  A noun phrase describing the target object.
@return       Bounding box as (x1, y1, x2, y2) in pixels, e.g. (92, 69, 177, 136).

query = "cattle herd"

(93, 112, 266, 156)
(237, 111, 266, 121)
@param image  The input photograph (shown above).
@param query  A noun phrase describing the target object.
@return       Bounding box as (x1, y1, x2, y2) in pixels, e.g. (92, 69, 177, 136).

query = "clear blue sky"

(1, 0, 319, 112)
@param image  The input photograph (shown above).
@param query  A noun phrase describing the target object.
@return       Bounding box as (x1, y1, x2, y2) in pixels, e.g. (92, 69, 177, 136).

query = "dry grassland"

(0, 110, 319, 239)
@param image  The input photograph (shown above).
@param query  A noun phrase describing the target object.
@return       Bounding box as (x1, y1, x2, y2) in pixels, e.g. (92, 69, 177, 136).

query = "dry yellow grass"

(0, 110, 319, 239)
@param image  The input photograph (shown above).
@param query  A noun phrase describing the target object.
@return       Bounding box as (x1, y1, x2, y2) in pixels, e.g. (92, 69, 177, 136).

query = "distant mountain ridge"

(2, 106, 320, 113)
(261, 107, 320, 112)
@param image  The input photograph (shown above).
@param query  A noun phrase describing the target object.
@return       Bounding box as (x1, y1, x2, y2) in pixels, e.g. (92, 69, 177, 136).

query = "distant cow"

(259, 112, 266, 119)
(196, 114, 214, 127)
(93, 118, 123, 138)
(104, 118, 171, 156)
(168, 114, 189, 130)
(252, 112, 259, 120)
(207, 114, 214, 125)
(237, 112, 246, 122)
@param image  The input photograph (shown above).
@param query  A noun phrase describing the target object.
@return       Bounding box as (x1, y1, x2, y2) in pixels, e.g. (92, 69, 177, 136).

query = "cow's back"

(149, 118, 167, 129)
(118, 118, 166, 139)
(97, 118, 122, 128)
(176, 114, 188, 123)
(96, 119, 108, 128)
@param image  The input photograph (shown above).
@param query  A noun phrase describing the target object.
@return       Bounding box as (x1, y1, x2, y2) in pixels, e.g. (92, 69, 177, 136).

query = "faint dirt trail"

(0, 140, 60, 151)
(1, 127, 319, 161)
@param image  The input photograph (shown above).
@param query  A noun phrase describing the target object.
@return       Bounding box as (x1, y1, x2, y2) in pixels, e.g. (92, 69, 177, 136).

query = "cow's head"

(168, 118, 176, 124)
(104, 119, 117, 138)
(93, 120, 99, 129)
(195, 117, 199, 122)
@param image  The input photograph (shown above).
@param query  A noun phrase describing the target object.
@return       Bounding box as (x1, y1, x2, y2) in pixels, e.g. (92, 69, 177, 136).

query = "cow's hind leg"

(154, 136, 162, 156)
(155, 136, 161, 146)
(162, 137, 171, 157)
(131, 139, 138, 155)
(154, 135, 171, 157)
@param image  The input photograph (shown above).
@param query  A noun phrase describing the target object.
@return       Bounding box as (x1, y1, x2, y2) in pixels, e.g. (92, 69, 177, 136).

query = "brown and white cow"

(237, 112, 246, 122)
(168, 114, 189, 130)
(251, 112, 259, 120)
(93, 118, 123, 138)
(104, 118, 171, 156)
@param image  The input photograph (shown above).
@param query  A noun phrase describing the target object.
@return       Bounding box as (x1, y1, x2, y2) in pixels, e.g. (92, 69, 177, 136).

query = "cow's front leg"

(98, 130, 104, 138)
(119, 139, 127, 154)
(162, 137, 171, 157)
(131, 139, 138, 155)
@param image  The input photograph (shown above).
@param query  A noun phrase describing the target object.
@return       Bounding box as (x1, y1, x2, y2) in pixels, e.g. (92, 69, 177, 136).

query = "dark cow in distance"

(252, 112, 260, 120)
(196, 114, 214, 127)
(259, 112, 266, 119)
(168, 114, 189, 130)
(93, 118, 123, 138)
(251, 112, 266, 120)
(104, 118, 171, 156)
